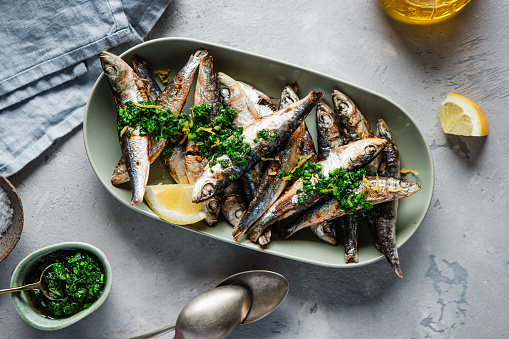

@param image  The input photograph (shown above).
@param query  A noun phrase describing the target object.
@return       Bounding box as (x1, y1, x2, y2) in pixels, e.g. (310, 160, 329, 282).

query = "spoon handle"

(0, 282, 41, 295)
(129, 324, 176, 339)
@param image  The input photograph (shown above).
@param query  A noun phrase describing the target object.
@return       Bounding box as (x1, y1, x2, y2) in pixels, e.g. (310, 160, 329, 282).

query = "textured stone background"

(1, 1, 508, 338)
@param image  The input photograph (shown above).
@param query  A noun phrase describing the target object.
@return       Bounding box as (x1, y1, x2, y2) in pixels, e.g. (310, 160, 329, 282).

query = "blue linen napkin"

(0, 0, 172, 177)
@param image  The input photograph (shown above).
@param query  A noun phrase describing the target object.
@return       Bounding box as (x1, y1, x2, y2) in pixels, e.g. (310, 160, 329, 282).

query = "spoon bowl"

(131, 270, 289, 339)
(217, 270, 289, 324)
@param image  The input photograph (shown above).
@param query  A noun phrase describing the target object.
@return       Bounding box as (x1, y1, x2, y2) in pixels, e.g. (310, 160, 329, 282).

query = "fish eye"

(207, 199, 219, 210)
(220, 87, 231, 99)
(364, 145, 376, 155)
(400, 181, 408, 188)
(105, 66, 116, 76)
(202, 183, 215, 197)
(318, 113, 332, 125)
(235, 209, 243, 219)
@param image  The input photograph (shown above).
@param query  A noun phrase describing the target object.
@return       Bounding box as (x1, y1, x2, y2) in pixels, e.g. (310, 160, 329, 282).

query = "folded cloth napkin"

(0, 0, 172, 177)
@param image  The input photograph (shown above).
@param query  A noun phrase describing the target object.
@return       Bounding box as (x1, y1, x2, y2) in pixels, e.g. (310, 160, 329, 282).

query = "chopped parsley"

(24, 250, 105, 319)
(256, 129, 277, 141)
(279, 164, 373, 217)
(117, 101, 252, 169)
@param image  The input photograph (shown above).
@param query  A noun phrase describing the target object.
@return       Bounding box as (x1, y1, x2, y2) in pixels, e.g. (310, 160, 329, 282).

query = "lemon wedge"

(144, 184, 206, 225)
(437, 93, 489, 136)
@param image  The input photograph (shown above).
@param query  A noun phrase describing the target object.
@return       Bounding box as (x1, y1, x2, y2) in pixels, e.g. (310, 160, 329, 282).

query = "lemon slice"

(437, 93, 489, 136)
(144, 184, 206, 225)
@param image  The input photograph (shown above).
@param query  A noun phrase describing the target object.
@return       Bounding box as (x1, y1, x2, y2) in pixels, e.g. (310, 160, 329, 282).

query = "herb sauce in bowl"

(23, 250, 105, 319)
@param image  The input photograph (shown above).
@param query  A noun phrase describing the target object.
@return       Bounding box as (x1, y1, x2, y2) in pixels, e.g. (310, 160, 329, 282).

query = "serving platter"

(84, 37, 434, 268)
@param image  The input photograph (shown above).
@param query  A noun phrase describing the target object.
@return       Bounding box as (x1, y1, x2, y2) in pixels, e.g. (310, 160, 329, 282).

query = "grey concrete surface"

(1, 0, 508, 338)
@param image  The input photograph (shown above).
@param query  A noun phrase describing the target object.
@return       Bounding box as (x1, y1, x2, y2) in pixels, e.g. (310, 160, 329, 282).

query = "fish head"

(346, 138, 387, 167)
(202, 196, 221, 215)
(217, 72, 243, 105)
(100, 51, 132, 94)
(316, 101, 341, 140)
(279, 85, 299, 109)
(332, 90, 356, 119)
(388, 177, 421, 197)
(192, 180, 217, 203)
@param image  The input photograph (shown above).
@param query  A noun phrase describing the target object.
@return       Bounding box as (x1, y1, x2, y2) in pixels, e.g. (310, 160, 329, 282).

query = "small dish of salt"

(0, 176, 23, 263)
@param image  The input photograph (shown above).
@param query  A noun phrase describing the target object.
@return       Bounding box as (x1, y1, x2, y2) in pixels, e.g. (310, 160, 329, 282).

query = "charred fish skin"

(221, 181, 247, 227)
(247, 138, 387, 243)
(100, 51, 150, 206)
(191, 91, 323, 204)
(338, 216, 359, 263)
(110, 49, 207, 185)
(375, 118, 403, 278)
(132, 54, 162, 102)
(281, 176, 420, 238)
(233, 85, 305, 242)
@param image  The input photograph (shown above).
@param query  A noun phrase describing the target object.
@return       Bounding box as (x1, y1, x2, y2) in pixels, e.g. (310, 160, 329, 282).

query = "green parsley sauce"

(117, 101, 252, 169)
(23, 250, 105, 319)
(279, 163, 374, 217)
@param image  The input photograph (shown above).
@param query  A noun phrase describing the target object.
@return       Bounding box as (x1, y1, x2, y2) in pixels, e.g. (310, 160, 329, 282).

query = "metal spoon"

(131, 270, 289, 339)
(0, 264, 64, 301)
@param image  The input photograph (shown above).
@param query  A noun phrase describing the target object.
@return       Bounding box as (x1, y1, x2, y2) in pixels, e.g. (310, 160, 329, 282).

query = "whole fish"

(233, 85, 304, 242)
(333, 89, 379, 262)
(185, 55, 221, 225)
(221, 181, 247, 227)
(132, 54, 162, 101)
(111, 49, 207, 185)
(316, 100, 345, 160)
(192, 91, 323, 204)
(246, 138, 387, 243)
(237, 81, 276, 200)
(313, 99, 345, 246)
(100, 51, 150, 206)
(280, 176, 420, 239)
(218, 74, 264, 202)
(375, 118, 403, 278)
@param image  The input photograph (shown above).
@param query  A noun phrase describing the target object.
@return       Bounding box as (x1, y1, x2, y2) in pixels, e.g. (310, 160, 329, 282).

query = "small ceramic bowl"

(0, 175, 23, 263)
(10, 242, 112, 330)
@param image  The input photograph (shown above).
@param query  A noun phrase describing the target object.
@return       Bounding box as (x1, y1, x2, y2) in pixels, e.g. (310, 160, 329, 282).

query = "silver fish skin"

(163, 142, 189, 184)
(111, 49, 207, 185)
(132, 54, 162, 102)
(100, 51, 150, 206)
(247, 138, 387, 243)
(238, 81, 276, 118)
(218, 72, 260, 128)
(220, 181, 247, 227)
(317, 100, 345, 161)
(192, 91, 323, 204)
(375, 118, 403, 278)
(280, 176, 420, 239)
(233, 86, 304, 242)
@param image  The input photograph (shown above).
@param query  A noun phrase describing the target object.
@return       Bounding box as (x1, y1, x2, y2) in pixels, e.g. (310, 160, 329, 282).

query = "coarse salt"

(0, 186, 13, 238)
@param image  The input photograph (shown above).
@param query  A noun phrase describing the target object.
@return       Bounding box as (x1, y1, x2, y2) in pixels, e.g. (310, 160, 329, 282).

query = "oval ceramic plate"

(84, 37, 434, 268)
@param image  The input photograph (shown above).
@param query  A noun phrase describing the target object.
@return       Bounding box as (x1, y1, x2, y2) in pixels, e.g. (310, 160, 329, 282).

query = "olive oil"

(379, 0, 471, 24)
